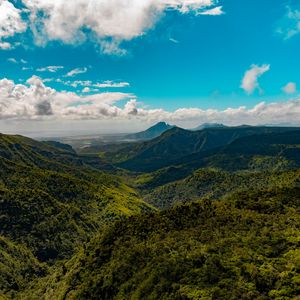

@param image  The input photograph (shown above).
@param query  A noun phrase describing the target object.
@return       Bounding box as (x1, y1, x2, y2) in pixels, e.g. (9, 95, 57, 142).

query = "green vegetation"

(140, 168, 300, 208)
(0, 129, 300, 299)
(21, 181, 300, 299)
(116, 127, 300, 172)
(0, 133, 153, 298)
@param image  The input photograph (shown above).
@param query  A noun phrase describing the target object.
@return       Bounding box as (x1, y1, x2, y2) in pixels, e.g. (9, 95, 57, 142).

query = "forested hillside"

(113, 126, 299, 172)
(0, 128, 299, 300)
(21, 180, 300, 299)
(0, 134, 153, 299)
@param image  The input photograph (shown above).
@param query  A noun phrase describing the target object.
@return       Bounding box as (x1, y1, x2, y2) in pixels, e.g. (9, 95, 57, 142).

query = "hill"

(125, 122, 175, 141)
(132, 129, 300, 208)
(21, 174, 300, 299)
(0, 133, 153, 298)
(1, 129, 300, 299)
(117, 126, 300, 172)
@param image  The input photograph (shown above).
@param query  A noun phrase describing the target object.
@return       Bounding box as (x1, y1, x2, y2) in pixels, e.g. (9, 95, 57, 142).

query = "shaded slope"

(133, 129, 300, 192)
(0, 134, 153, 263)
(0, 236, 46, 299)
(0, 133, 112, 173)
(117, 127, 299, 172)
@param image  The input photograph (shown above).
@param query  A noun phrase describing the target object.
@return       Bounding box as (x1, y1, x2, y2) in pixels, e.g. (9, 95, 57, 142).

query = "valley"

(0, 124, 299, 299)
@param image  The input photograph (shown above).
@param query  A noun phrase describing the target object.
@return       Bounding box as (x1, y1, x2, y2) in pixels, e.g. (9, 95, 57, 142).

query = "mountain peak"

(125, 122, 175, 141)
(150, 121, 170, 128)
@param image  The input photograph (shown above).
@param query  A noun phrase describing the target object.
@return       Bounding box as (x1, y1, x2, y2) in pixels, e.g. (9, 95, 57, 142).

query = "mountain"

(117, 126, 300, 172)
(1, 130, 300, 299)
(192, 123, 227, 131)
(133, 129, 300, 199)
(125, 122, 175, 140)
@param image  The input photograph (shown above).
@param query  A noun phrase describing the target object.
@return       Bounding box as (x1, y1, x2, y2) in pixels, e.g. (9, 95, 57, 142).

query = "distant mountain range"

(125, 122, 175, 140)
(125, 122, 228, 140)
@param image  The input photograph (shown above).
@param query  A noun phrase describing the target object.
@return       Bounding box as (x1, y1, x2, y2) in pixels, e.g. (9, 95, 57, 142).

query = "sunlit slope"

(23, 180, 300, 299)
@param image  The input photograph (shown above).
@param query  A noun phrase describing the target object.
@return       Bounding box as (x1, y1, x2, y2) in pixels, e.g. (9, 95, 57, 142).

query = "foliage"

(116, 127, 300, 172)
(22, 182, 300, 299)
(0, 134, 153, 297)
(1, 130, 300, 299)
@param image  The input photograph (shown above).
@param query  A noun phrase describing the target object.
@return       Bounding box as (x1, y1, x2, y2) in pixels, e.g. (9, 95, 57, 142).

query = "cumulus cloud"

(65, 67, 88, 77)
(21, 0, 223, 54)
(282, 82, 297, 94)
(241, 64, 270, 95)
(0, 75, 299, 127)
(0, 75, 135, 119)
(37, 65, 64, 72)
(0, 0, 27, 49)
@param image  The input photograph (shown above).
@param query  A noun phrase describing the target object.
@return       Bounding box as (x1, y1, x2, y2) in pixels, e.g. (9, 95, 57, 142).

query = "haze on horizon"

(0, 0, 300, 136)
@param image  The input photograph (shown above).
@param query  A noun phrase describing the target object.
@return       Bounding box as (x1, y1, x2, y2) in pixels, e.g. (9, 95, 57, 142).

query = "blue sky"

(0, 0, 300, 136)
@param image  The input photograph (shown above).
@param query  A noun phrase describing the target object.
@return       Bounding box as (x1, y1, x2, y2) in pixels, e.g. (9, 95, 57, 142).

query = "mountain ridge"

(117, 126, 300, 172)
(125, 122, 175, 141)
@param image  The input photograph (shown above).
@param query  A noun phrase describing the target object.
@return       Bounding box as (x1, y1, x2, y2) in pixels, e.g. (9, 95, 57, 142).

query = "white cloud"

(21, 0, 223, 54)
(8, 57, 28, 64)
(277, 6, 300, 40)
(197, 6, 224, 15)
(65, 67, 88, 77)
(82, 87, 90, 93)
(241, 64, 270, 95)
(0, 42, 12, 50)
(0, 75, 299, 128)
(7, 58, 17, 63)
(94, 81, 130, 88)
(0, 0, 27, 50)
(169, 38, 179, 43)
(22, 66, 33, 71)
(37, 66, 64, 72)
(58, 79, 129, 89)
(282, 82, 297, 94)
(0, 75, 135, 119)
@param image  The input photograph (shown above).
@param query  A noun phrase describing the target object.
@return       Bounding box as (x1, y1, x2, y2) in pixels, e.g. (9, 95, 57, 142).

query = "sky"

(0, 0, 300, 136)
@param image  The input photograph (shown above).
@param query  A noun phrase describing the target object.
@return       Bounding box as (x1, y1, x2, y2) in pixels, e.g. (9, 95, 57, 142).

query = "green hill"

(1, 130, 300, 299)
(132, 129, 300, 193)
(21, 177, 300, 299)
(0, 133, 153, 298)
(116, 127, 300, 172)
(142, 168, 300, 208)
